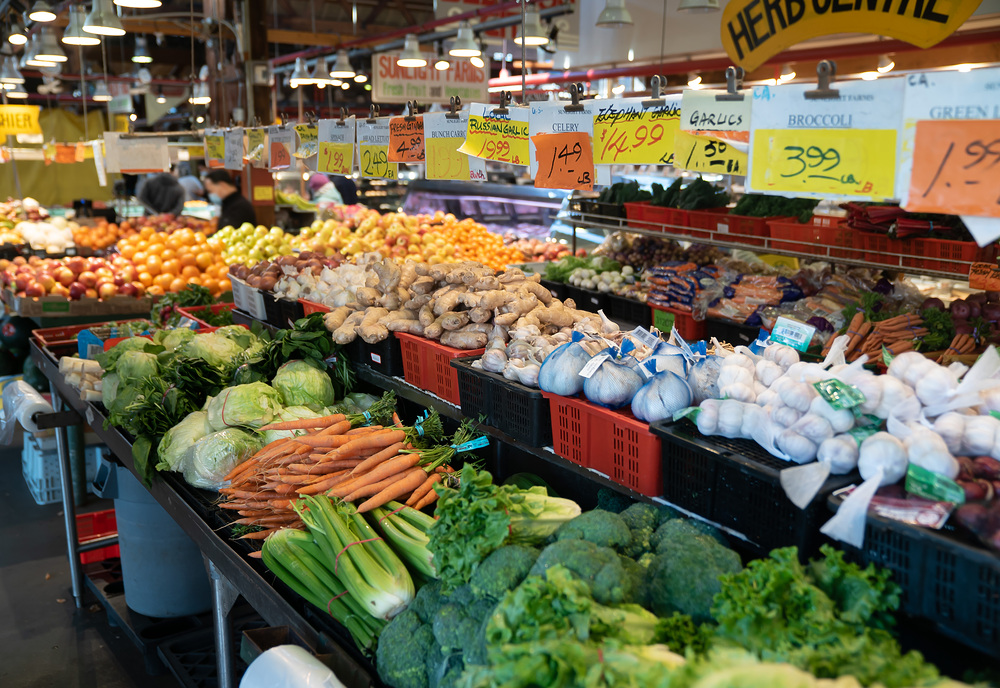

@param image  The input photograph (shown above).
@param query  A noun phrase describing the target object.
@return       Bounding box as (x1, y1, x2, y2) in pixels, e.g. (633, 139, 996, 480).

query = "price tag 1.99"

(319, 141, 353, 175)
(592, 96, 681, 166)
(531, 132, 594, 190)
(907, 119, 1000, 218)
(674, 130, 747, 175)
(459, 103, 529, 166)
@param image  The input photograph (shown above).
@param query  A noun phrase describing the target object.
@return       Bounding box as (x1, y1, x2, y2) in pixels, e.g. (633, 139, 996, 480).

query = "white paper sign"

(370, 52, 489, 104)
(578, 353, 610, 379)
(224, 129, 244, 171)
(680, 89, 752, 134)
(267, 127, 295, 171)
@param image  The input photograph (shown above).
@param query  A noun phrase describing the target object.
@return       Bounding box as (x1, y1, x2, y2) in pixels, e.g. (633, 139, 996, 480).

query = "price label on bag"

(388, 115, 425, 163)
(748, 80, 904, 201)
(578, 353, 610, 379)
(769, 316, 816, 352)
(531, 132, 594, 190)
(424, 112, 486, 182)
(459, 103, 529, 166)
(592, 96, 681, 166)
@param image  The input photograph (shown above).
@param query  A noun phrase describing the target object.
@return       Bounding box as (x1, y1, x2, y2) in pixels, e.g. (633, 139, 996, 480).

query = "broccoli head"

(652, 518, 727, 555)
(554, 509, 632, 552)
(376, 609, 435, 688)
(619, 503, 669, 557)
(595, 487, 633, 514)
(647, 537, 742, 623)
(432, 602, 482, 654)
(469, 545, 539, 602)
(530, 538, 634, 605)
(619, 554, 651, 609)
(410, 580, 447, 625)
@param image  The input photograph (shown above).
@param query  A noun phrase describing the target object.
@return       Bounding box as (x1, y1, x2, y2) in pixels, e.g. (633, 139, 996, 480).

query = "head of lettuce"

(271, 359, 336, 410)
(179, 428, 263, 490)
(157, 410, 215, 472)
(206, 382, 284, 431)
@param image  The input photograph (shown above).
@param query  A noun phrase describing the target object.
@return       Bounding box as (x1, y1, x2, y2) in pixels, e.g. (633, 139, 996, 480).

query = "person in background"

(175, 163, 205, 201)
(138, 172, 186, 216)
(204, 170, 257, 229)
(308, 173, 344, 206)
(332, 174, 358, 205)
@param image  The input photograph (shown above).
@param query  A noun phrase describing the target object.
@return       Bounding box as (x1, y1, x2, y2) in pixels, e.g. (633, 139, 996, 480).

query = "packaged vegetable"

(583, 347, 644, 410)
(631, 369, 693, 422)
(538, 333, 592, 396)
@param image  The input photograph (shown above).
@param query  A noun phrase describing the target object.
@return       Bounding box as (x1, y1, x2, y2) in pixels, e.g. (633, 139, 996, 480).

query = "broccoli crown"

(619, 503, 682, 558)
(376, 609, 435, 688)
(653, 612, 715, 656)
(410, 580, 447, 625)
(446, 583, 476, 607)
(554, 509, 632, 552)
(529, 538, 634, 605)
(618, 502, 661, 532)
(652, 518, 727, 555)
(619, 554, 651, 609)
(432, 602, 482, 654)
(469, 545, 539, 602)
(647, 539, 742, 623)
(595, 488, 633, 514)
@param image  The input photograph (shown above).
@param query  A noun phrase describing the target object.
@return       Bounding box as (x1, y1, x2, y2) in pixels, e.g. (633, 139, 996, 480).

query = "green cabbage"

(158, 327, 196, 352)
(116, 350, 159, 383)
(271, 359, 336, 410)
(157, 410, 215, 472)
(179, 332, 245, 368)
(262, 405, 327, 444)
(97, 336, 160, 372)
(101, 372, 119, 408)
(179, 427, 263, 490)
(205, 382, 283, 430)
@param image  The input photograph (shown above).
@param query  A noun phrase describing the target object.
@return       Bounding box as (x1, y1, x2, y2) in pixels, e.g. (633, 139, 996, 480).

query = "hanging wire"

(659, 0, 668, 71)
(520, 0, 527, 103)
(79, 45, 88, 140)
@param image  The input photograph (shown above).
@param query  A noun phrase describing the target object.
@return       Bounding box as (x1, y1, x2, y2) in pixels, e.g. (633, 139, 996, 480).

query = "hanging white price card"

(677, 88, 752, 175)
(224, 129, 244, 171)
(747, 79, 904, 201)
(423, 111, 486, 182)
(458, 103, 529, 166)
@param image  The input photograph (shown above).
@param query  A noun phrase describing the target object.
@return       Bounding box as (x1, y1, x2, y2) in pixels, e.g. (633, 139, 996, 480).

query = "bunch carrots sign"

(721, 0, 982, 72)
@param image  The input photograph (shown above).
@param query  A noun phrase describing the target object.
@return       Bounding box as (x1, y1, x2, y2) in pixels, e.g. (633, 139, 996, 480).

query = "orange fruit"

(169, 277, 187, 293)
(186, 275, 202, 287)
(119, 245, 136, 260)
(145, 255, 163, 275)
(196, 251, 213, 270)
(138, 271, 153, 287)
(136, 240, 148, 251)
(218, 278, 231, 293)
(154, 273, 173, 290)
(165, 236, 181, 251)
(179, 252, 197, 268)
(139, 227, 154, 240)
(147, 242, 165, 256)
(162, 259, 181, 276)
(132, 251, 147, 265)
(201, 277, 218, 293)
(181, 265, 200, 279)
(194, 232, 207, 245)
(160, 248, 177, 262)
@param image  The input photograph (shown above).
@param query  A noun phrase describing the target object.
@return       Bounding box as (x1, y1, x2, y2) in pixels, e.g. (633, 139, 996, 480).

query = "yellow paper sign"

(459, 113, 529, 166)
(205, 134, 225, 168)
(0, 105, 41, 136)
(426, 137, 470, 181)
(294, 124, 318, 159)
(360, 145, 397, 180)
(252, 184, 274, 202)
(319, 141, 354, 176)
(750, 128, 897, 199)
(721, 0, 980, 73)
(113, 114, 130, 133)
(247, 128, 266, 167)
(592, 100, 681, 166)
(674, 131, 747, 175)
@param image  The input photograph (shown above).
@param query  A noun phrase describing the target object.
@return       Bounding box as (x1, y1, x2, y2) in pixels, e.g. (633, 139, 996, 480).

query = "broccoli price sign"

(907, 119, 1000, 218)
(531, 131, 594, 190)
(388, 115, 425, 163)
(592, 97, 681, 166)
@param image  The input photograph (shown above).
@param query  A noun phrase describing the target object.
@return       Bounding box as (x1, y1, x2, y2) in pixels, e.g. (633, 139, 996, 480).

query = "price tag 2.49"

(360, 145, 397, 180)
(531, 132, 594, 190)
(907, 119, 1000, 218)
(319, 141, 353, 175)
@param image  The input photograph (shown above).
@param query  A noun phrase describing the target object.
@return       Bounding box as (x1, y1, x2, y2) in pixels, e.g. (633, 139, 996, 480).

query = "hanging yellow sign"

(674, 131, 747, 176)
(0, 105, 41, 137)
(721, 0, 981, 72)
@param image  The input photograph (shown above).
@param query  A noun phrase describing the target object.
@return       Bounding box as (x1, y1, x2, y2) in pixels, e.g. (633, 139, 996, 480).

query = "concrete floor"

(0, 445, 178, 688)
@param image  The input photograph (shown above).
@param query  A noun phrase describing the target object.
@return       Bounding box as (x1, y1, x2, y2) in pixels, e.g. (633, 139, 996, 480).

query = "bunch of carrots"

(219, 398, 482, 545)
(828, 312, 928, 362)
(938, 333, 977, 363)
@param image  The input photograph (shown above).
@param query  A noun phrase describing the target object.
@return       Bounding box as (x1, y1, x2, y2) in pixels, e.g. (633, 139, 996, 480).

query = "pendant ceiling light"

(514, 8, 548, 46)
(677, 0, 719, 12)
(84, 0, 126, 37)
(779, 63, 795, 81)
(23, 34, 56, 67)
(36, 28, 68, 62)
(63, 5, 101, 46)
(114, 0, 163, 8)
(6, 82, 28, 98)
(353, 73, 367, 83)
(596, 0, 633, 27)
(396, 34, 426, 68)
(132, 36, 153, 63)
(434, 43, 450, 71)
(449, 22, 480, 58)
(155, 87, 166, 103)
(1, 57, 25, 84)
(313, 55, 333, 86)
(28, 1, 57, 23)
(92, 79, 112, 101)
(330, 49, 355, 79)
(188, 81, 211, 104)
(8, 20, 27, 46)
(289, 57, 312, 88)
(877, 54, 895, 73)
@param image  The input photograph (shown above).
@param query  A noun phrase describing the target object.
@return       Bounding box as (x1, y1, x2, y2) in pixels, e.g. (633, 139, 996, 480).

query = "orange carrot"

(349, 442, 405, 476)
(296, 470, 359, 496)
(317, 419, 352, 436)
(358, 469, 429, 513)
(334, 429, 406, 461)
(286, 459, 364, 475)
(247, 551, 263, 559)
(331, 452, 421, 496)
(289, 435, 355, 449)
(224, 456, 260, 482)
(414, 488, 440, 511)
(406, 473, 442, 506)
(346, 425, 383, 435)
(258, 413, 346, 432)
(239, 526, 291, 540)
(341, 467, 423, 503)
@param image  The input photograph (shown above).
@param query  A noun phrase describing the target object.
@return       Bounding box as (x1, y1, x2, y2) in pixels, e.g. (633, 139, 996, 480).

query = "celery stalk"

(368, 502, 436, 579)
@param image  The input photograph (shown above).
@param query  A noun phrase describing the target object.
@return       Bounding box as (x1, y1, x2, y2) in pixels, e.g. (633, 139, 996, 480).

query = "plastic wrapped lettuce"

(179, 427, 263, 490)
(212, 325, 262, 353)
(179, 332, 245, 369)
(206, 382, 284, 431)
(271, 359, 336, 410)
(538, 332, 592, 397)
(262, 405, 327, 444)
(157, 327, 196, 352)
(157, 410, 215, 472)
(96, 337, 161, 372)
(117, 350, 159, 383)
(101, 372, 119, 409)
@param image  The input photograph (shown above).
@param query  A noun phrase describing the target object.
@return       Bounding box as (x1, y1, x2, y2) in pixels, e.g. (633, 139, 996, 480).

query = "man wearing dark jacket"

(203, 170, 257, 229)
(138, 172, 186, 216)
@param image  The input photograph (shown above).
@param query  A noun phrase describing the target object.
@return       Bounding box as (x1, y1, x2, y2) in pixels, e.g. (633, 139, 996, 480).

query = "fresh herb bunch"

(918, 307, 955, 351)
(150, 284, 217, 328)
(730, 193, 819, 223)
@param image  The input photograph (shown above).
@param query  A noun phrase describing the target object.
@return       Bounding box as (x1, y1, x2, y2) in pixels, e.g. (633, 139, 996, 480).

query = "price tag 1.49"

(319, 141, 353, 175)
(769, 316, 816, 352)
(531, 132, 594, 190)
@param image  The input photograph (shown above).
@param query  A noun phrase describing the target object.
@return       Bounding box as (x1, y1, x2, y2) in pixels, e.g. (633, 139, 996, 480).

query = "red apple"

(78, 271, 98, 288)
(12, 257, 26, 266)
(119, 282, 139, 297)
(25, 282, 44, 298)
(119, 265, 137, 282)
(113, 276, 125, 288)
(27, 256, 41, 266)
(50, 284, 70, 298)
(66, 257, 86, 274)
(98, 283, 118, 300)
(56, 267, 75, 287)
(68, 282, 86, 300)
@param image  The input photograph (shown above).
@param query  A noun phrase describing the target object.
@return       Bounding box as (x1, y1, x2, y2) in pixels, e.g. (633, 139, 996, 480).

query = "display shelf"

(564, 209, 993, 280)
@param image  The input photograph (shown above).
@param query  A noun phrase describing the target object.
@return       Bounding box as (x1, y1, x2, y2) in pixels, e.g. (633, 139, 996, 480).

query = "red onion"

(970, 302, 982, 319)
(968, 292, 988, 304)
(987, 291, 1000, 303)
(982, 303, 1000, 322)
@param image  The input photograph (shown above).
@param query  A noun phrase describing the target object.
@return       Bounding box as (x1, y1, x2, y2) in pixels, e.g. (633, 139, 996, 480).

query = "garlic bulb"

(776, 429, 818, 464)
(481, 348, 508, 373)
(721, 382, 756, 403)
(791, 413, 835, 444)
(770, 406, 802, 428)
(851, 373, 883, 415)
(818, 435, 860, 475)
(722, 353, 755, 372)
(773, 377, 816, 413)
(914, 365, 960, 407)
(739, 403, 767, 438)
(904, 425, 958, 479)
(755, 359, 783, 387)
(718, 365, 754, 389)
(962, 415, 1000, 456)
(696, 399, 720, 435)
(887, 351, 928, 382)
(873, 376, 914, 420)
(932, 412, 966, 455)
(717, 399, 746, 439)
(858, 432, 907, 485)
(757, 388, 779, 408)
(763, 344, 799, 369)
(809, 396, 855, 434)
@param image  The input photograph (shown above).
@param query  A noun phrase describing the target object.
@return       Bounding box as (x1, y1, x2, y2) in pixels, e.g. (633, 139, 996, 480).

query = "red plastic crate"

(299, 299, 330, 315)
(705, 213, 777, 247)
(900, 238, 1000, 276)
(175, 302, 236, 328)
(685, 208, 730, 240)
(541, 392, 662, 497)
(395, 332, 485, 405)
(649, 304, 707, 341)
(77, 509, 119, 564)
(769, 216, 862, 259)
(624, 202, 691, 235)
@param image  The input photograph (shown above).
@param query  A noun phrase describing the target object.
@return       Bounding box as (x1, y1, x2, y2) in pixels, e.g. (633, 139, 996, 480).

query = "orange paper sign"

(531, 132, 594, 191)
(388, 116, 425, 163)
(269, 140, 291, 169)
(908, 119, 1000, 218)
(969, 262, 1000, 291)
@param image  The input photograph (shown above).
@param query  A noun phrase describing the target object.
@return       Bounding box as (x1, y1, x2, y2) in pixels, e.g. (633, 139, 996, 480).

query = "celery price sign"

(747, 79, 905, 201)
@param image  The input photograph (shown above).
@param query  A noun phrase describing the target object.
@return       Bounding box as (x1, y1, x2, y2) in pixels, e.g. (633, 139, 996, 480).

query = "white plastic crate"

(21, 438, 103, 506)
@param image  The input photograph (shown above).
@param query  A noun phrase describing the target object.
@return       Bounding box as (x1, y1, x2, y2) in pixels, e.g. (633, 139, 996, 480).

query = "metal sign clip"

(564, 82, 586, 112)
(445, 96, 462, 120)
(716, 67, 745, 101)
(805, 60, 840, 100)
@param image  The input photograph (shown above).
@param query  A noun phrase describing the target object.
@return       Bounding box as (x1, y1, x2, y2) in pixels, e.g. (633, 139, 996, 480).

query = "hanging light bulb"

(8, 20, 27, 46)
(514, 7, 548, 46)
(313, 55, 333, 86)
(596, 0, 633, 27)
(1, 57, 25, 84)
(687, 73, 702, 88)
(340, 81, 350, 90)
(860, 71, 878, 81)
(353, 73, 367, 83)
(6, 82, 28, 98)
(470, 54, 485, 69)
(779, 63, 795, 81)
(289, 57, 312, 88)
(23, 34, 56, 67)
(877, 54, 894, 73)
(678, 0, 719, 11)
(155, 87, 166, 104)
(132, 36, 153, 63)
(434, 44, 450, 71)
(188, 81, 211, 104)
(449, 22, 480, 58)
(114, 0, 163, 8)
(329, 78, 343, 87)
(92, 80, 112, 101)
(36, 28, 68, 62)
(84, 0, 126, 37)
(397, 34, 427, 68)
(28, 1, 57, 23)
(63, 5, 101, 46)
(330, 49, 355, 78)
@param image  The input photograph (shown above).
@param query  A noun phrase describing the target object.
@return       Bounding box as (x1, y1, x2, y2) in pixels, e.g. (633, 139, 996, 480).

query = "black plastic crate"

(705, 318, 760, 347)
(605, 294, 650, 327)
(451, 356, 552, 447)
(650, 419, 858, 558)
(569, 198, 626, 227)
(261, 291, 282, 328)
(564, 285, 609, 313)
(827, 495, 1000, 657)
(540, 279, 569, 301)
(279, 298, 305, 326)
(345, 336, 405, 377)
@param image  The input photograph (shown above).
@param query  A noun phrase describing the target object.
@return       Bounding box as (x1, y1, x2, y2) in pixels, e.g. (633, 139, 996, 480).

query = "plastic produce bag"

(583, 344, 644, 410)
(179, 332, 245, 369)
(179, 427, 263, 490)
(156, 327, 196, 352)
(157, 410, 215, 472)
(631, 368, 693, 422)
(271, 359, 336, 410)
(206, 382, 284, 430)
(538, 332, 592, 396)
